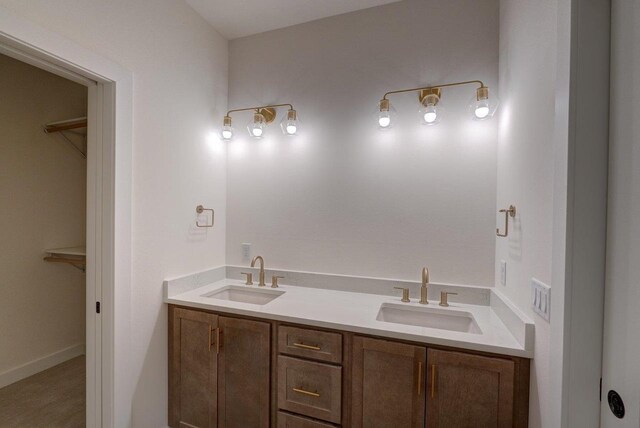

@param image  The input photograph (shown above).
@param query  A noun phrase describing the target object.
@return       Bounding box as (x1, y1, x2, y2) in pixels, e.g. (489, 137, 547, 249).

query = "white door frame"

(550, 0, 610, 426)
(0, 7, 133, 427)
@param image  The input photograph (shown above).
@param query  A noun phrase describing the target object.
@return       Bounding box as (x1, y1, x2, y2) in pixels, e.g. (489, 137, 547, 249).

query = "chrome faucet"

(251, 255, 266, 286)
(420, 267, 429, 304)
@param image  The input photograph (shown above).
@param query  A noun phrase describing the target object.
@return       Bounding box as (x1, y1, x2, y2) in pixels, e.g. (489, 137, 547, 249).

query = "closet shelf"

(44, 246, 86, 272)
(43, 117, 87, 135)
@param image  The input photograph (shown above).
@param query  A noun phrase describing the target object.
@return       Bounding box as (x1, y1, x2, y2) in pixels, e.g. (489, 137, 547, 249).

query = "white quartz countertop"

(165, 277, 533, 358)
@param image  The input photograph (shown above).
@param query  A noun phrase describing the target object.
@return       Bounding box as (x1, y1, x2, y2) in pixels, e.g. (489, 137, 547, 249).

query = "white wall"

(497, 0, 557, 426)
(0, 1, 229, 426)
(0, 53, 86, 377)
(227, 0, 499, 286)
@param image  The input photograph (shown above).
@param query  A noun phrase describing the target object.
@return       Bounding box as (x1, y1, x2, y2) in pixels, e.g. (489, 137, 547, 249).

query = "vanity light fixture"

(220, 103, 299, 140)
(418, 88, 442, 125)
(376, 80, 498, 128)
(377, 98, 397, 129)
(221, 116, 234, 140)
(280, 109, 300, 136)
(248, 111, 268, 138)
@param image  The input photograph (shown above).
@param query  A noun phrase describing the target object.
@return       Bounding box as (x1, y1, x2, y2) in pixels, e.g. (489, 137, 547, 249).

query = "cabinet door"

(217, 316, 271, 428)
(427, 349, 515, 428)
(169, 307, 218, 428)
(352, 336, 426, 428)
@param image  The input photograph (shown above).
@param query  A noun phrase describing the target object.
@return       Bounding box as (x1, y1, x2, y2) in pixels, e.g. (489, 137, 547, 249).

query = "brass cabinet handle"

(417, 361, 423, 395)
(292, 342, 321, 351)
(216, 328, 222, 354)
(293, 387, 320, 397)
(431, 364, 436, 398)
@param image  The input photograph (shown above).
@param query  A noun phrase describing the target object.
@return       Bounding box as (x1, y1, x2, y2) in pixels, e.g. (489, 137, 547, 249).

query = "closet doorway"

(0, 11, 133, 425)
(0, 53, 88, 426)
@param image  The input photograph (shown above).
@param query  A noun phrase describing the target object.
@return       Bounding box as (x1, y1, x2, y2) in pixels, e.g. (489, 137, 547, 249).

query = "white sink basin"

(202, 285, 284, 305)
(376, 303, 482, 334)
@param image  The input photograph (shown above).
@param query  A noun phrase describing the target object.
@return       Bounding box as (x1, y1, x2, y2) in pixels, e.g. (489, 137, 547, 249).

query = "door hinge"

(96, 301, 101, 314)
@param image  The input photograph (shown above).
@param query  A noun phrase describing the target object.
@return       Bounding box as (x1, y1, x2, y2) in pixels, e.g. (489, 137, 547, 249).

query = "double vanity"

(165, 262, 533, 428)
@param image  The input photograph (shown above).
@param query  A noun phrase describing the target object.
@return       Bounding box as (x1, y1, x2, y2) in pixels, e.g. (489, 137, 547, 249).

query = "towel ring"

(196, 205, 214, 228)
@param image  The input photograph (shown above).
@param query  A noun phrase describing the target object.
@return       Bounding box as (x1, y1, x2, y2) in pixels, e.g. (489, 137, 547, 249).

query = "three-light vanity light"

(221, 80, 495, 139)
(376, 80, 499, 129)
(220, 103, 299, 141)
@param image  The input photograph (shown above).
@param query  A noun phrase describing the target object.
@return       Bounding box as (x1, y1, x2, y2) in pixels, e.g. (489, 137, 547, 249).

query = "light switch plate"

(241, 243, 251, 262)
(531, 278, 551, 321)
(500, 260, 507, 286)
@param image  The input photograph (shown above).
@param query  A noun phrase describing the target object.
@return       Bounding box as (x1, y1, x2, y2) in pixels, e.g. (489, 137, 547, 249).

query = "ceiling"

(185, 0, 402, 40)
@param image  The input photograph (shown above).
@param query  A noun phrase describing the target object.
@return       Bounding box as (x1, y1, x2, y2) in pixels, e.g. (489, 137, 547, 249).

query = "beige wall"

(227, 0, 499, 285)
(0, 54, 87, 375)
(0, 1, 229, 425)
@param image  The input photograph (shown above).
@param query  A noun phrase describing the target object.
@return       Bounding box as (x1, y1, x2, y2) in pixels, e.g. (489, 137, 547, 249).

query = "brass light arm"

(382, 79, 486, 100)
(226, 103, 294, 116)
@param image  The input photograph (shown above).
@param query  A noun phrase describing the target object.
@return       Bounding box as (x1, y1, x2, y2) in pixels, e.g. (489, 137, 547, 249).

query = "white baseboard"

(0, 343, 85, 389)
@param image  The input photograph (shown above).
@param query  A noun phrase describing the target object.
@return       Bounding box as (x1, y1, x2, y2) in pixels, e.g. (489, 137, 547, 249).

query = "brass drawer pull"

(292, 342, 321, 351)
(417, 361, 423, 396)
(292, 387, 320, 397)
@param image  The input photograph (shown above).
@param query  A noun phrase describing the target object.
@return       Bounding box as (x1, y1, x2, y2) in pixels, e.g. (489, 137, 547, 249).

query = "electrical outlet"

(241, 243, 251, 262)
(500, 260, 507, 286)
(531, 278, 551, 321)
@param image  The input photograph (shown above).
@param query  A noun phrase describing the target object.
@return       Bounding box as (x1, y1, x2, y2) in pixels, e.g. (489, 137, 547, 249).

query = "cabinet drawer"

(277, 411, 337, 428)
(279, 325, 342, 364)
(278, 356, 342, 424)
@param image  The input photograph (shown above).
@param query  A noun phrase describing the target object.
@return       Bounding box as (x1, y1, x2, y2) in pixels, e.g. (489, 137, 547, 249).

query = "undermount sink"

(202, 285, 284, 305)
(376, 303, 482, 334)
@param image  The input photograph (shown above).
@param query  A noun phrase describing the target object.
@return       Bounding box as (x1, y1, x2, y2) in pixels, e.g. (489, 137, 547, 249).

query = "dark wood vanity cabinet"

(169, 305, 530, 428)
(170, 307, 218, 428)
(351, 336, 427, 428)
(217, 316, 271, 427)
(426, 349, 528, 428)
(169, 307, 271, 428)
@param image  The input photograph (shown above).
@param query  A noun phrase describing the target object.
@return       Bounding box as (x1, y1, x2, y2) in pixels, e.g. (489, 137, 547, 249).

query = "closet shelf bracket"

(43, 117, 88, 159)
(43, 246, 86, 272)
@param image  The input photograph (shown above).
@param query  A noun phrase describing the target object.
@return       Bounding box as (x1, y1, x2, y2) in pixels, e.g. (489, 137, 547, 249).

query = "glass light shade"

(375, 99, 397, 129)
(220, 116, 234, 140)
(280, 109, 300, 136)
(419, 93, 442, 126)
(221, 127, 234, 140)
(247, 113, 267, 139)
(469, 87, 499, 120)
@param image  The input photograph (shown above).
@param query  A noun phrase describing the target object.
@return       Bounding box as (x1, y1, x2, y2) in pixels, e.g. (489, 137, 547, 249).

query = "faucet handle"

(439, 291, 458, 307)
(271, 275, 284, 288)
(394, 287, 411, 303)
(241, 272, 253, 285)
